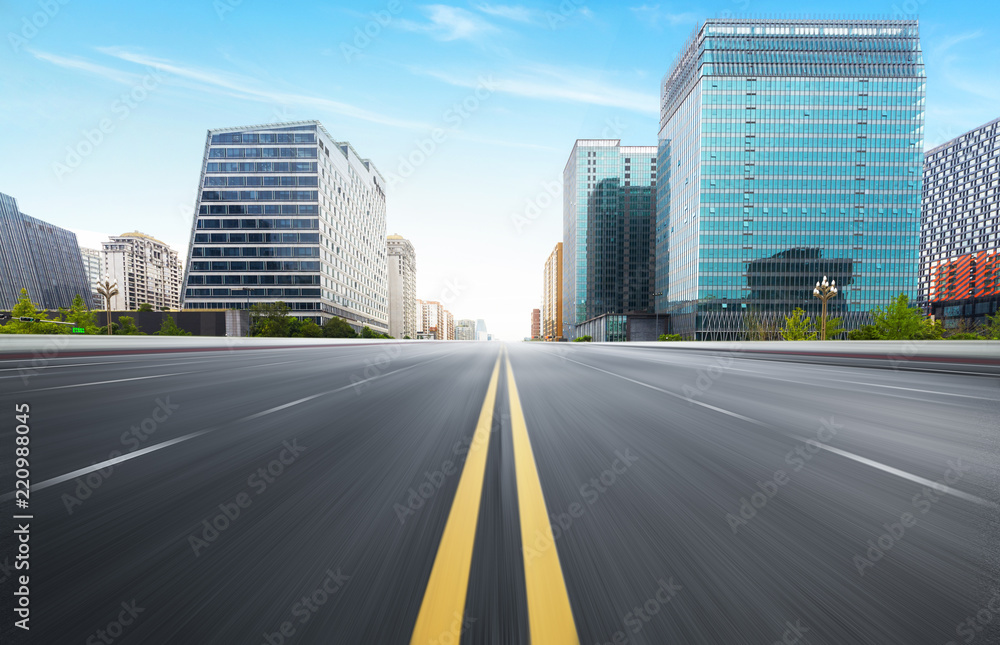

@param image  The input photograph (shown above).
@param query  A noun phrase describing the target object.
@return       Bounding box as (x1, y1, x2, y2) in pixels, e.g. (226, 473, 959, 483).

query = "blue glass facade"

(658, 19, 925, 339)
(0, 192, 93, 310)
(563, 140, 657, 337)
(183, 121, 389, 332)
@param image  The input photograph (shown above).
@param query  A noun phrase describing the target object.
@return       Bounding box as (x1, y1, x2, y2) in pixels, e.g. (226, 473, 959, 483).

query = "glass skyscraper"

(657, 19, 925, 339)
(563, 140, 656, 336)
(183, 121, 389, 332)
(0, 191, 93, 310)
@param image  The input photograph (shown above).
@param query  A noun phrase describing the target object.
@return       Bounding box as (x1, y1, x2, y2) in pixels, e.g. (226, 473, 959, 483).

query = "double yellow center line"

(410, 349, 579, 645)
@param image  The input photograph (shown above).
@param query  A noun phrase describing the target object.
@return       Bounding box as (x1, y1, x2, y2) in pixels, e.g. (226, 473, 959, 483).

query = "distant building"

(542, 242, 563, 339)
(417, 299, 452, 340)
(387, 234, 417, 339)
(531, 308, 540, 339)
(103, 232, 182, 310)
(445, 310, 455, 340)
(475, 318, 488, 341)
(921, 117, 1000, 329)
(563, 140, 656, 339)
(455, 318, 476, 340)
(0, 191, 93, 310)
(80, 247, 103, 302)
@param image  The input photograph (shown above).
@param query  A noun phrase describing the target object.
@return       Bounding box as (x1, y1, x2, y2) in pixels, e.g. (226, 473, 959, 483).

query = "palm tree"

(95, 279, 119, 336)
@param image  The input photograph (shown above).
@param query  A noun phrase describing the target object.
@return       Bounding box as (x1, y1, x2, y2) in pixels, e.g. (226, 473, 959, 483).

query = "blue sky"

(1, 0, 997, 339)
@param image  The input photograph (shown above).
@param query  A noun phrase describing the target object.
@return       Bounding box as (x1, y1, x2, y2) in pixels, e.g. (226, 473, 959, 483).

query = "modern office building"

(80, 246, 103, 302)
(475, 318, 489, 341)
(531, 308, 541, 339)
(0, 192, 92, 310)
(657, 18, 925, 339)
(542, 242, 563, 340)
(563, 140, 656, 339)
(386, 234, 417, 339)
(103, 233, 182, 310)
(455, 318, 476, 340)
(920, 117, 1000, 329)
(183, 121, 389, 332)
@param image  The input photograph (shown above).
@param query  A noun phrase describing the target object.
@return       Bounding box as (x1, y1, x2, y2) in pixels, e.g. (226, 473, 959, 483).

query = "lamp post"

(812, 276, 838, 341)
(653, 291, 664, 339)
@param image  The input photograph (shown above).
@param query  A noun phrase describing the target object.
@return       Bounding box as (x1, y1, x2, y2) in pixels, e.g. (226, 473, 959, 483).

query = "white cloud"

(28, 50, 141, 85)
(412, 64, 658, 115)
(630, 4, 699, 28)
(474, 3, 535, 23)
(397, 5, 499, 41)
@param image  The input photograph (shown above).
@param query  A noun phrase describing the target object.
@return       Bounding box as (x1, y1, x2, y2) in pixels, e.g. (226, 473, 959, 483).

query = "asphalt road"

(1, 340, 998, 644)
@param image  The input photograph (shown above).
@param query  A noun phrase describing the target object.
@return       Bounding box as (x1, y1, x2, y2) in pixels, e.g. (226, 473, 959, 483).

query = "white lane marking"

(22, 371, 198, 392)
(841, 381, 993, 400)
(793, 438, 999, 509)
(244, 360, 301, 369)
(4, 353, 455, 500)
(558, 355, 769, 426)
(0, 360, 133, 373)
(557, 355, 997, 510)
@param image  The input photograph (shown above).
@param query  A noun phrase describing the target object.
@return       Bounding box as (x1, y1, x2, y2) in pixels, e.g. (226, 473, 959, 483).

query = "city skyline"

(2, 0, 998, 339)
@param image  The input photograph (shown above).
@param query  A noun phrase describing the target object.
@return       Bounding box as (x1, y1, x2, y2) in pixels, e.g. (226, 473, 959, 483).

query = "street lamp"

(653, 291, 664, 339)
(812, 276, 838, 341)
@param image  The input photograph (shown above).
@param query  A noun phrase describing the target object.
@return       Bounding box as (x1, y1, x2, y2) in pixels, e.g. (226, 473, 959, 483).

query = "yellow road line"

(410, 353, 501, 645)
(506, 352, 580, 644)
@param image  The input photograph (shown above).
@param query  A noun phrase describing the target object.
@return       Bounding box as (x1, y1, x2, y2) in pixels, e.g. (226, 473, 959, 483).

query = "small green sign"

(72, 327, 85, 333)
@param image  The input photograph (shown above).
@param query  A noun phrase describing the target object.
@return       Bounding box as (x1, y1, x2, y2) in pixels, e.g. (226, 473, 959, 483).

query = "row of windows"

(703, 179, 918, 190)
(204, 176, 318, 187)
(209, 147, 317, 159)
(202, 190, 318, 202)
(701, 63, 923, 78)
(703, 79, 923, 92)
(189, 261, 321, 272)
(194, 233, 319, 244)
(199, 205, 318, 216)
(187, 274, 320, 285)
(701, 164, 918, 176)
(197, 218, 318, 229)
(186, 301, 321, 311)
(211, 132, 316, 144)
(700, 110, 922, 121)
(704, 36, 920, 53)
(701, 193, 920, 204)
(206, 162, 317, 173)
(700, 151, 923, 163)
(187, 288, 322, 298)
(192, 246, 319, 258)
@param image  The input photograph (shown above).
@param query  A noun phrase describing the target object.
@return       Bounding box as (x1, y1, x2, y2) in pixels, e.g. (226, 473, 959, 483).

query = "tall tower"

(387, 234, 417, 338)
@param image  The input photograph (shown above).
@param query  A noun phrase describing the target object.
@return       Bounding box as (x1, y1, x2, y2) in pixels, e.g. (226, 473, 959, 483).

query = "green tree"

(322, 316, 358, 338)
(572, 335, 592, 342)
(658, 333, 683, 341)
(249, 301, 291, 337)
(848, 325, 880, 340)
(136, 303, 154, 312)
(781, 308, 817, 341)
(114, 316, 145, 335)
(0, 288, 69, 334)
(59, 294, 98, 333)
(985, 307, 1000, 340)
(824, 316, 846, 340)
(293, 319, 323, 338)
(154, 315, 192, 336)
(869, 294, 930, 340)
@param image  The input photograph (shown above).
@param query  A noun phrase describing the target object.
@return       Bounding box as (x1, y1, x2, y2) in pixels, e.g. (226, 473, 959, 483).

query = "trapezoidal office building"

(658, 19, 925, 339)
(182, 121, 389, 333)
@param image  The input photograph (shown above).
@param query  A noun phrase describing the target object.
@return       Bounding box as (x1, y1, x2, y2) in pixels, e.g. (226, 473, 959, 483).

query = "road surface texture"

(1, 339, 998, 644)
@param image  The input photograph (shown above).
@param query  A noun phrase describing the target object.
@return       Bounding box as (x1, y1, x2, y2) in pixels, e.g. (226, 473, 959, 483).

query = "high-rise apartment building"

(920, 117, 1000, 328)
(183, 121, 389, 332)
(0, 192, 92, 310)
(387, 234, 416, 338)
(563, 140, 656, 338)
(542, 242, 563, 340)
(417, 299, 450, 340)
(455, 318, 476, 340)
(658, 18, 925, 339)
(531, 308, 540, 339)
(103, 233, 181, 310)
(80, 247, 103, 302)
(445, 310, 455, 340)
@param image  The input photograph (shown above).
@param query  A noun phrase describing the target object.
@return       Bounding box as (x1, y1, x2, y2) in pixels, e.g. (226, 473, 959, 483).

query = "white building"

(455, 318, 476, 340)
(387, 235, 416, 338)
(80, 247, 103, 302)
(103, 232, 181, 310)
